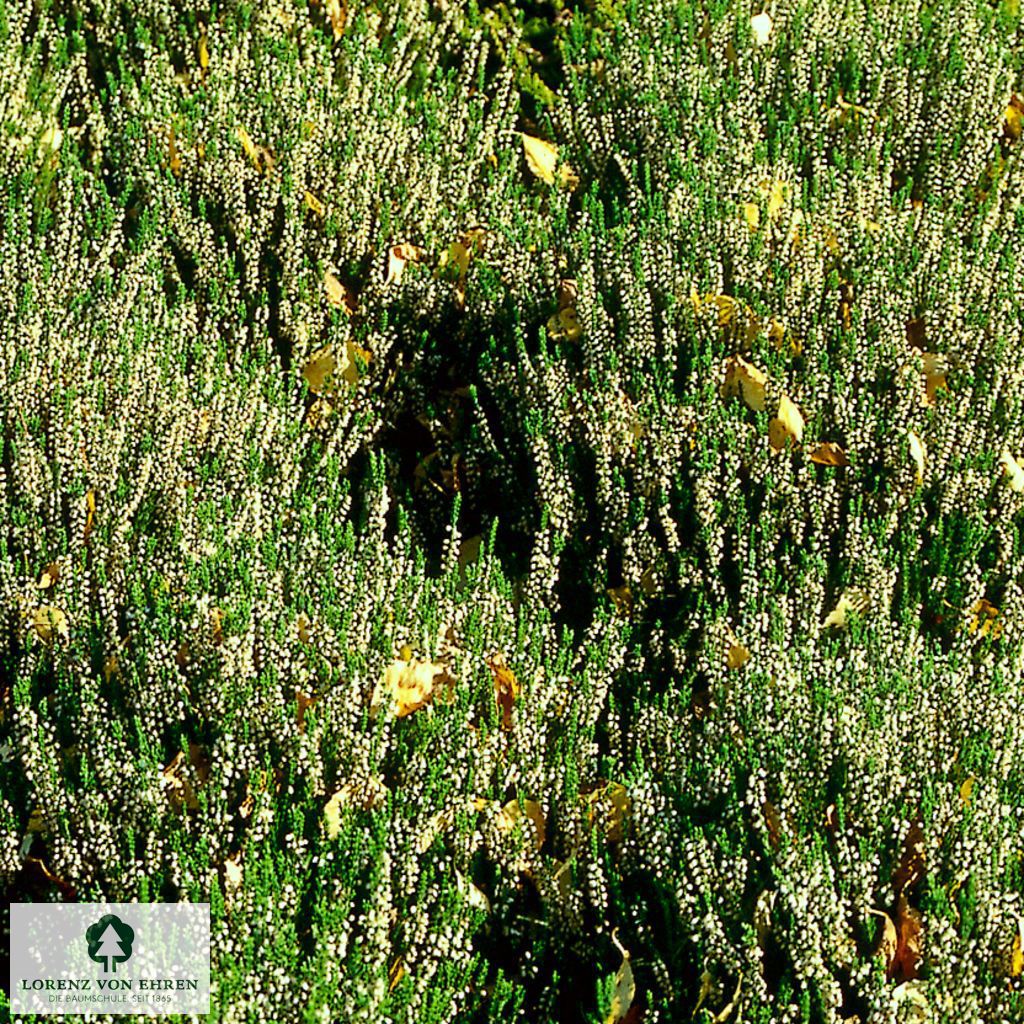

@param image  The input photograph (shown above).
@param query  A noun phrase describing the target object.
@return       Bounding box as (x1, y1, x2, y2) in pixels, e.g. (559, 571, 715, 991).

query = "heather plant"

(2, 1, 1024, 1022)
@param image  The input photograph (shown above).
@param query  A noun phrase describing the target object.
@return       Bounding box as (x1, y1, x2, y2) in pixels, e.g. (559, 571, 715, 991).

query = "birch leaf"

(586, 782, 631, 842)
(168, 123, 182, 177)
(339, 340, 372, 385)
(38, 562, 60, 590)
(325, 0, 347, 39)
(777, 394, 804, 441)
(520, 133, 579, 188)
(908, 430, 926, 486)
(892, 981, 929, 1020)
(321, 788, 363, 839)
(757, 178, 786, 221)
(162, 752, 199, 813)
(39, 123, 63, 158)
(769, 394, 804, 451)
(388, 958, 405, 992)
(546, 306, 583, 341)
(959, 775, 975, 805)
(304, 190, 325, 217)
(967, 598, 1002, 638)
(725, 627, 751, 669)
(486, 651, 520, 731)
(303, 348, 336, 394)
(720, 355, 767, 411)
(870, 907, 899, 973)
(236, 125, 273, 175)
(32, 605, 69, 644)
(999, 450, 1024, 492)
(84, 489, 96, 541)
(921, 352, 948, 406)
(765, 180, 786, 221)
(822, 589, 870, 629)
(1005, 93, 1024, 142)
(302, 341, 370, 394)
(197, 27, 209, 72)
(604, 930, 636, 1024)
(808, 442, 849, 466)
(456, 869, 491, 914)
(384, 243, 426, 286)
(497, 798, 546, 851)
(371, 656, 451, 718)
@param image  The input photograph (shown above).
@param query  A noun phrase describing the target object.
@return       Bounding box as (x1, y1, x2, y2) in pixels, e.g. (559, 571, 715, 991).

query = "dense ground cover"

(2, 0, 1024, 1020)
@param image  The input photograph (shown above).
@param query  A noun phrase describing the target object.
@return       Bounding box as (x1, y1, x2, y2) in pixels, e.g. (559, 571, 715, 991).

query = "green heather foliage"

(2, 0, 1024, 1021)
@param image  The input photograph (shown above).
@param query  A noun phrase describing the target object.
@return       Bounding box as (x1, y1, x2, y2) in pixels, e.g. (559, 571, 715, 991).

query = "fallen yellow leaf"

(326, 0, 347, 39)
(372, 656, 451, 718)
(384, 243, 426, 286)
(520, 132, 579, 189)
(546, 306, 583, 342)
(236, 125, 274, 175)
(168, 123, 182, 177)
(1005, 94, 1024, 142)
(768, 394, 804, 451)
(302, 341, 371, 395)
(720, 355, 767, 412)
(750, 11, 772, 45)
(486, 651, 520, 732)
(322, 791, 345, 838)
(586, 782, 631, 842)
(607, 584, 633, 618)
(388, 957, 405, 992)
(726, 636, 751, 669)
(908, 430, 926, 486)
(822, 589, 870, 630)
(84, 489, 96, 541)
(197, 28, 209, 72)
(496, 798, 546, 851)
(759, 178, 787, 222)
(38, 562, 60, 590)
(438, 231, 487, 309)
(959, 776, 975, 805)
(921, 352, 948, 406)
(967, 598, 1002, 638)
(1000, 451, 1024, 492)
(455, 869, 491, 914)
(1011, 917, 1024, 977)
(870, 907, 899, 974)
(604, 930, 636, 1024)
(162, 752, 199, 813)
(304, 191, 325, 217)
(808, 442, 849, 466)
(32, 605, 69, 644)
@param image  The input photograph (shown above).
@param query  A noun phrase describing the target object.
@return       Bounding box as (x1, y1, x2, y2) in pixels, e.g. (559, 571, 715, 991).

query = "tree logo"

(85, 915, 135, 973)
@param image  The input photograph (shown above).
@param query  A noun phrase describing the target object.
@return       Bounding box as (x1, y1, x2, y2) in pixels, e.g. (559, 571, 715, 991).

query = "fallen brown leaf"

(486, 651, 519, 731)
